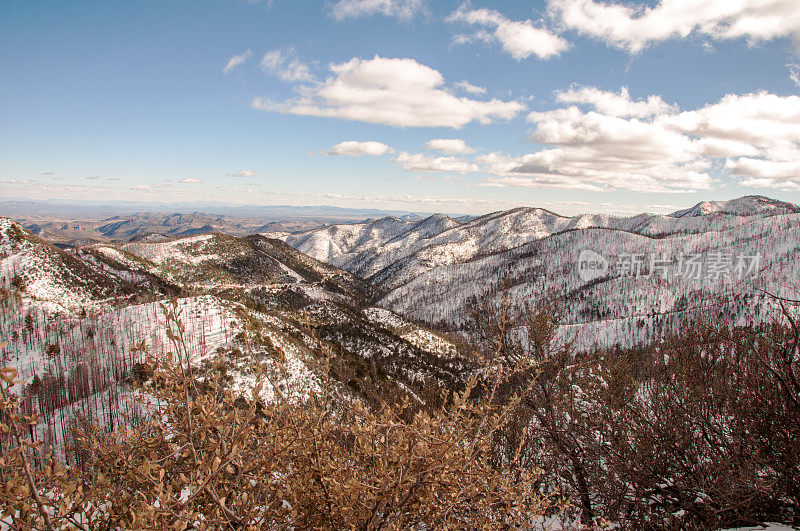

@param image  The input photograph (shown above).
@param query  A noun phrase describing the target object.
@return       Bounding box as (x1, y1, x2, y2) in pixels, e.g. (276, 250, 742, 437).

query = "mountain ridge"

(270, 195, 800, 349)
(668, 195, 800, 218)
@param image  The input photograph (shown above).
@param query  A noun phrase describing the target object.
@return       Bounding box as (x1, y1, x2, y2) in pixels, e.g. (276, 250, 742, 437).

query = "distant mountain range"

(270, 195, 800, 348)
(0, 201, 431, 247)
(0, 199, 431, 220)
(5, 195, 797, 353)
(21, 212, 317, 247)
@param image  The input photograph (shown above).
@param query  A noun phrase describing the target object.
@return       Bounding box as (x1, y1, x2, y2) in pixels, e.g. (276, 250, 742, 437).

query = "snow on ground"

(0, 295, 242, 390)
(400, 329, 457, 356)
(1, 292, 336, 464)
(80, 248, 152, 285)
(1, 222, 99, 314)
(123, 234, 215, 264)
(0, 294, 248, 464)
(121, 233, 256, 273)
(263, 328, 323, 399)
(0, 218, 16, 243)
(363, 307, 410, 329)
(363, 307, 457, 355)
(1, 252, 93, 314)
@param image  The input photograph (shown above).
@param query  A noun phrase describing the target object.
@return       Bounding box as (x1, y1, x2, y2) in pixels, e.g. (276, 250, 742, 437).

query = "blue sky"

(2, 0, 800, 215)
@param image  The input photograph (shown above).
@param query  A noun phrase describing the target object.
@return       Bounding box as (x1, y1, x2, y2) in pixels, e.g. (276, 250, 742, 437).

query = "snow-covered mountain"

(0, 218, 155, 314)
(0, 218, 464, 456)
(272, 196, 800, 349)
(668, 195, 800, 218)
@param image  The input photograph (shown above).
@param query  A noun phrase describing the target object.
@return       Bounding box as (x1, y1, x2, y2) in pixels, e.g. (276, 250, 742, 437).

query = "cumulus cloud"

(727, 158, 800, 185)
(326, 141, 393, 156)
(475, 88, 800, 192)
(662, 92, 800, 152)
(475, 126, 711, 192)
(425, 138, 476, 154)
(454, 80, 487, 94)
(556, 85, 676, 117)
(260, 49, 314, 82)
(223, 50, 252, 74)
(447, 5, 568, 60)
(663, 91, 800, 189)
(320, 87, 800, 192)
(329, 0, 426, 20)
(252, 55, 525, 128)
(181, 178, 202, 183)
(228, 170, 258, 177)
(395, 152, 479, 173)
(549, 0, 800, 53)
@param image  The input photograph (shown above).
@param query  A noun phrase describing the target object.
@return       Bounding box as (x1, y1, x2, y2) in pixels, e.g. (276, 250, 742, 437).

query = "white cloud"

(228, 170, 258, 177)
(326, 140, 393, 156)
(329, 0, 426, 20)
(181, 178, 202, 183)
(395, 152, 479, 173)
(549, 0, 800, 53)
(663, 92, 800, 153)
(662, 91, 800, 189)
(260, 49, 314, 82)
(252, 55, 525, 128)
(556, 86, 676, 117)
(223, 50, 252, 74)
(789, 64, 800, 87)
(454, 80, 487, 94)
(477, 122, 713, 192)
(307, 87, 800, 193)
(694, 137, 760, 158)
(447, 5, 568, 60)
(727, 158, 800, 184)
(424, 138, 476, 154)
(473, 89, 800, 192)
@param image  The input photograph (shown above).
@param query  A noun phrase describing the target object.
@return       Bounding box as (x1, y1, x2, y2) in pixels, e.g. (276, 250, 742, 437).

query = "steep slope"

(107, 231, 465, 402)
(281, 216, 415, 267)
(279, 209, 579, 286)
(108, 231, 462, 394)
(0, 218, 151, 314)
